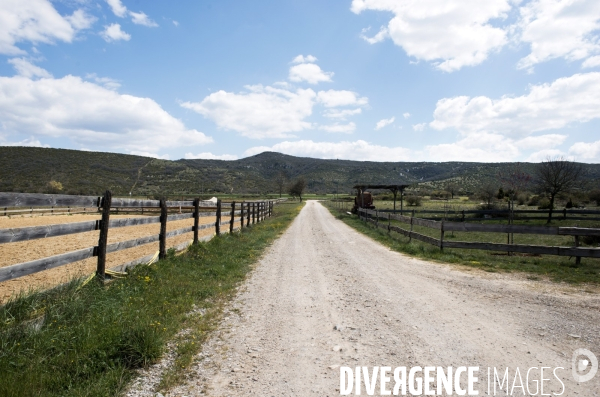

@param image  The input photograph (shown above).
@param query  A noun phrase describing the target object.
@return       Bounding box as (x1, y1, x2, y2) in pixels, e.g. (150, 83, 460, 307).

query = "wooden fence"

(357, 208, 600, 261)
(374, 208, 600, 222)
(0, 192, 281, 283)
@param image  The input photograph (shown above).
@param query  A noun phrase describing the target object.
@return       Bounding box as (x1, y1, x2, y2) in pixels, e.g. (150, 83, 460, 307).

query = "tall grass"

(0, 202, 303, 396)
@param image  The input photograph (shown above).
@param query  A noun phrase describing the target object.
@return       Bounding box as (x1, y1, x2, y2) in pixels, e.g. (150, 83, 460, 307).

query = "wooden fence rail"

(358, 208, 600, 260)
(0, 192, 281, 283)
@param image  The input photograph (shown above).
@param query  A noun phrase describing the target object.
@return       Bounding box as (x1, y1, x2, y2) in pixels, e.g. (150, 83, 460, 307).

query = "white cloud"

(360, 26, 389, 44)
(569, 140, 600, 162)
(425, 132, 519, 162)
(85, 73, 120, 90)
(316, 90, 368, 107)
(106, 0, 127, 18)
(130, 11, 158, 27)
(403, 112, 410, 119)
(323, 108, 362, 119)
(244, 140, 412, 161)
(525, 149, 566, 162)
(320, 122, 356, 134)
(172, 20, 179, 27)
(289, 63, 333, 84)
(101, 23, 130, 42)
(129, 151, 170, 160)
(375, 117, 395, 130)
(292, 54, 317, 64)
(0, 73, 212, 153)
(516, 0, 600, 70)
(515, 134, 567, 150)
(8, 58, 52, 79)
(181, 85, 316, 139)
(0, 136, 49, 148)
(582, 56, 600, 69)
(184, 152, 238, 160)
(351, 0, 510, 72)
(413, 123, 426, 131)
(430, 72, 600, 137)
(0, 0, 95, 55)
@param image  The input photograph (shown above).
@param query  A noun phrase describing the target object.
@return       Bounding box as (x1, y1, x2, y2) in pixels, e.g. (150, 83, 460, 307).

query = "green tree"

(288, 177, 307, 202)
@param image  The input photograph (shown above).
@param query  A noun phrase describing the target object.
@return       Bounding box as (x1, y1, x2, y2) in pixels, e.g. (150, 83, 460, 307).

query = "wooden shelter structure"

(353, 184, 410, 213)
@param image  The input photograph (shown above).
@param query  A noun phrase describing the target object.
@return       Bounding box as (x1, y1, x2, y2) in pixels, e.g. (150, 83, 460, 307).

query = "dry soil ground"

(129, 200, 600, 397)
(0, 213, 227, 302)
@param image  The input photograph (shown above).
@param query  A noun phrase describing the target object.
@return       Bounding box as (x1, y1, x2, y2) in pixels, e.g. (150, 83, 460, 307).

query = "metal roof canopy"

(353, 184, 411, 212)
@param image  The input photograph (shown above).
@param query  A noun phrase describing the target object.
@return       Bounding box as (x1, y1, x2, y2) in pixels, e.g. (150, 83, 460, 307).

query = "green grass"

(0, 201, 303, 397)
(324, 203, 600, 285)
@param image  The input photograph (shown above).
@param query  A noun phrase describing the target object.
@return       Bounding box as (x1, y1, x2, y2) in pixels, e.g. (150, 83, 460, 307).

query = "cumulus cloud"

(526, 149, 566, 162)
(316, 90, 368, 107)
(0, 72, 212, 153)
(516, 0, 600, 71)
(244, 140, 412, 161)
(430, 72, 600, 137)
(515, 134, 567, 150)
(8, 58, 52, 79)
(375, 117, 394, 130)
(351, 0, 510, 72)
(323, 108, 362, 119)
(320, 122, 356, 134)
(292, 55, 318, 64)
(184, 152, 238, 160)
(403, 112, 410, 119)
(106, 0, 128, 18)
(0, 135, 49, 147)
(129, 150, 170, 160)
(0, 0, 95, 55)
(569, 140, 600, 162)
(85, 73, 120, 90)
(582, 56, 600, 69)
(289, 63, 334, 84)
(425, 132, 519, 162)
(101, 23, 130, 42)
(413, 123, 426, 131)
(181, 85, 316, 139)
(130, 11, 158, 27)
(360, 26, 388, 44)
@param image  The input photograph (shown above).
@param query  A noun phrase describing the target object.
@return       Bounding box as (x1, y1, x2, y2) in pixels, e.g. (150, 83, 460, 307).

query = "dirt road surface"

(151, 201, 599, 396)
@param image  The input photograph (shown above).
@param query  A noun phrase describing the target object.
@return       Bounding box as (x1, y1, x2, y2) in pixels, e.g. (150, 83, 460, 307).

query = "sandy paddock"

(0, 213, 241, 302)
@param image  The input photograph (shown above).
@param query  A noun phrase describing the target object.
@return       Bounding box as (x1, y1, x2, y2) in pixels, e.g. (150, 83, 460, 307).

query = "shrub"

(538, 198, 552, 209)
(517, 193, 528, 206)
(589, 189, 600, 206)
(527, 195, 541, 206)
(405, 195, 422, 206)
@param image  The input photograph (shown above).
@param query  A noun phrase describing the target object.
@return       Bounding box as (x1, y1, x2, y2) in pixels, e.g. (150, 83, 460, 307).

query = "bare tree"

(535, 157, 582, 223)
(274, 171, 287, 198)
(444, 181, 459, 199)
(498, 163, 531, 221)
(477, 182, 497, 209)
(288, 177, 307, 202)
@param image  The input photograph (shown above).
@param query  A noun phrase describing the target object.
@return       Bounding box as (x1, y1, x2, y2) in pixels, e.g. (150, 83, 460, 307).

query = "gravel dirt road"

(153, 201, 600, 396)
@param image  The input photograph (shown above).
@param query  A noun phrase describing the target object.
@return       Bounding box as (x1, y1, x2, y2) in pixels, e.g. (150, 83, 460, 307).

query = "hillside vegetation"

(1, 147, 599, 196)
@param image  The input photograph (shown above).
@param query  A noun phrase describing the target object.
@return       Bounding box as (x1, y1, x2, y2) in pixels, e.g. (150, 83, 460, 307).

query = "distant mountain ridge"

(1, 147, 599, 196)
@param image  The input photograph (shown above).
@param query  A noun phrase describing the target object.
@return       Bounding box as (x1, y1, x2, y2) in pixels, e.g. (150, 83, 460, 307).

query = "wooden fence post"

(240, 201, 245, 229)
(246, 202, 250, 227)
(440, 220, 445, 251)
(159, 199, 167, 259)
(230, 201, 235, 233)
(252, 202, 256, 224)
(388, 213, 391, 233)
(216, 199, 221, 236)
(376, 210, 379, 228)
(193, 198, 200, 244)
(575, 234, 581, 264)
(96, 190, 112, 279)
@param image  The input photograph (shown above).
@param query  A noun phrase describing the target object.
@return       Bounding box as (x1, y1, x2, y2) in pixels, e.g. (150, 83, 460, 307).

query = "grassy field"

(324, 201, 600, 285)
(0, 201, 303, 397)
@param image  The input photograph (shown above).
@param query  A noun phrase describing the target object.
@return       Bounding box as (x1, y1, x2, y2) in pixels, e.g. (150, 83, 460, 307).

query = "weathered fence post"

(246, 202, 251, 227)
(376, 210, 379, 228)
(440, 220, 445, 251)
(461, 210, 465, 222)
(216, 199, 222, 236)
(230, 201, 235, 233)
(252, 202, 256, 224)
(563, 208, 567, 220)
(193, 198, 200, 244)
(575, 234, 581, 265)
(388, 213, 391, 233)
(240, 201, 245, 229)
(96, 190, 112, 279)
(159, 199, 167, 259)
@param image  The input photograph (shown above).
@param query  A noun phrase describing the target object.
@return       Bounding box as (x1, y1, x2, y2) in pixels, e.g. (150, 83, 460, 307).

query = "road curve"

(168, 200, 600, 396)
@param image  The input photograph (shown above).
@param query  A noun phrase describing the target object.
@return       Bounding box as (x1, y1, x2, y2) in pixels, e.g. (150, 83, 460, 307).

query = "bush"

(589, 189, 600, 206)
(405, 195, 422, 206)
(527, 195, 541, 206)
(538, 198, 552, 210)
(516, 193, 528, 206)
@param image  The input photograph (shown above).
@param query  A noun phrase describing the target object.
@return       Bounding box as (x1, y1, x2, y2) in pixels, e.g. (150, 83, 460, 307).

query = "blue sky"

(1, 0, 600, 163)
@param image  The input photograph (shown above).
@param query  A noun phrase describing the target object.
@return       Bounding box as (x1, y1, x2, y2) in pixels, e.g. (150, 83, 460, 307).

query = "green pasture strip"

(325, 203, 600, 285)
(0, 202, 303, 397)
